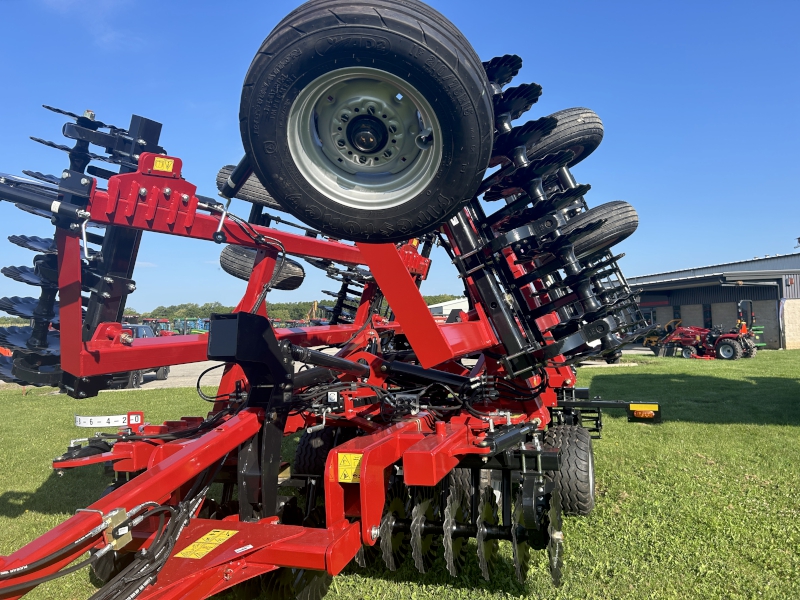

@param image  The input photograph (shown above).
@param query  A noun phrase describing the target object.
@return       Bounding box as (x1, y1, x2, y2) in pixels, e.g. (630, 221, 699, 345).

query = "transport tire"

(715, 339, 743, 360)
(527, 107, 603, 168)
(155, 366, 169, 380)
(125, 370, 142, 389)
(239, 0, 494, 243)
(294, 427, 357, 477)
(681, 346, 697, 359)
(216, 165, 285, 212)
(219, 245, 306, 291)
(544, 424, 595, 516)
(561, 201, 638, 259)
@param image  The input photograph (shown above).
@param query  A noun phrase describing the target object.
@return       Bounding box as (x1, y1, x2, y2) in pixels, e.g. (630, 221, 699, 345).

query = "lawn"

(0, 351, 798, 599)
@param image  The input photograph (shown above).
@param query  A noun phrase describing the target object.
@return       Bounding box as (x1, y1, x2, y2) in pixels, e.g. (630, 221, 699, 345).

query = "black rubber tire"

(681, 346, 697, 359)
(715, 339, 743, 360)
(216, 165, 285, 212)
(126, 370, 142, 389)
(155, 366, 169, 380)
(239, 0, 494, 243)
(544, 425, 595, 516)
(294, 427, 357, 477)
(527, 107, 603, 168)
(219, 245, 306, 290)
(561, 201, 638, 259)
(746, 346, 758, 358)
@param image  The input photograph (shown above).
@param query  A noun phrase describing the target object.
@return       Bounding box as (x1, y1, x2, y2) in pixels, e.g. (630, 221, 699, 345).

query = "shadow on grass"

(588, 372, 800, 426)
(0, 464, 110, 518)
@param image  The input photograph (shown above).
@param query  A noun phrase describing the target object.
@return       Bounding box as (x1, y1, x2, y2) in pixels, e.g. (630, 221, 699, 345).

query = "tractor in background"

(649, 300, 763, 359)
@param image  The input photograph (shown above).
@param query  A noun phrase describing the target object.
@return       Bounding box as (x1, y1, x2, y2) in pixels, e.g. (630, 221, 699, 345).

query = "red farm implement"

(0, 1, 660, 597)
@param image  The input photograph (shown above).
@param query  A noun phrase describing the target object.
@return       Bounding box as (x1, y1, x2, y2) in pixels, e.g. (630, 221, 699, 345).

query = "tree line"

(126, 294, 462, 323)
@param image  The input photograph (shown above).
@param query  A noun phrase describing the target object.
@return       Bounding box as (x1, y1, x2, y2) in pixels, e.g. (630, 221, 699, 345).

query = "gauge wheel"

(239, 0, 494, 243)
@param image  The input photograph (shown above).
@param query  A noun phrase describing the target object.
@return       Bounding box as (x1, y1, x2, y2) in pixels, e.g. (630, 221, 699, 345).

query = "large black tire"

(219, 245, 306, 290)
(125, 370, 142, 389)
(746, 346, 758, 358)
(294, 427, 357, 477)
(544, 425, 595, 516)
(681, 346, 697, 359)
(561, 201, 638, 259)
(527, 107, 603, 168)
(216, 165, 285, 212)
(715, 339, 743, 360)
(239, 0, 494, 243)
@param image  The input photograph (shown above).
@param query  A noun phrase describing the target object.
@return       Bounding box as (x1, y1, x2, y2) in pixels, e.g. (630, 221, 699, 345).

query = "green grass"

(1, 352, 799, 599)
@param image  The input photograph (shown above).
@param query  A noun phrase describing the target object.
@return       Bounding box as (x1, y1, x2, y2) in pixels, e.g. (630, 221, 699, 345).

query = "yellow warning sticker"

(629, 403, 659, 411)
(175, 529, 237, 559)
(153, 157, 175, 173)
(337, 452, 363, 483)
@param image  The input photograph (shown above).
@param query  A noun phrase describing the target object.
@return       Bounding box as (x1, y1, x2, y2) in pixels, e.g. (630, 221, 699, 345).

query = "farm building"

(628, 253, 800, 349)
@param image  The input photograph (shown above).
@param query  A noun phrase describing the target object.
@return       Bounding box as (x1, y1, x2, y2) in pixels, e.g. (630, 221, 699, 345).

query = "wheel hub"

(347, 115, 388, 154)
(287, 67, 443, 211)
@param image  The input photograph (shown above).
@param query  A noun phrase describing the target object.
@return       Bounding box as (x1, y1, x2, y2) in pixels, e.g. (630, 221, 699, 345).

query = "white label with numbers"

(74, 414, 142, 428)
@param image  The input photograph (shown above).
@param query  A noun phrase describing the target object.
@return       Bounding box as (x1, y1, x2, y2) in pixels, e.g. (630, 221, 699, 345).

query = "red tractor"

(653, 300, 761, 360)
(0, 1, 661, 597)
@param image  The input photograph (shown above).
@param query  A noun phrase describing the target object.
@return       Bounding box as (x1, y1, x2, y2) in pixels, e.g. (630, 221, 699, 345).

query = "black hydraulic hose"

(288, 344, 370, 378)
(0, 553, 100, 595)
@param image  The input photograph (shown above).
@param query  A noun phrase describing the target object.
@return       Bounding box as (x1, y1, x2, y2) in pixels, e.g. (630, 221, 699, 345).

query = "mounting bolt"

(103, 276, 114, 284)
(120, 333, 134, 345)
(69, 223, 80, 231)
(127, 283, 136, 292)
(83, 110, 95, 120)
(138, 187, 147, 197)
(101, 292, 111, 299)
(163, 188, 172, 197)
(133, 154, 140, 161)
(181, 194, 189, 204)
(369, 526, 380, 541)
(379, 364, 388, 373)
(81, 177, 91, 186)
(137, 139, 147, 146)
(62, 171, 70, 179)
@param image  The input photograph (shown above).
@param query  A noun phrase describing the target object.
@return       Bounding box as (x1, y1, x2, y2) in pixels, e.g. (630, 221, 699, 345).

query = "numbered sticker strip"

(74, 413, 143, 428)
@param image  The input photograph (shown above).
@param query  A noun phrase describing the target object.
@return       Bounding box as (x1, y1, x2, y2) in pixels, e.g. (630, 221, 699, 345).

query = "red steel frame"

(0, 152, 577, 599)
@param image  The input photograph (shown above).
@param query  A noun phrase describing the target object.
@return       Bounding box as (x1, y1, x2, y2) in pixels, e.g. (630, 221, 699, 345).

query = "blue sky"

(0, 0, 798, 312)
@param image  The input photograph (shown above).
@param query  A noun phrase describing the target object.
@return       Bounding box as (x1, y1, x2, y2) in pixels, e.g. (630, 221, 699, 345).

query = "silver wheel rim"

(719, 344, 733, 359)
(287, 67, 443, 211)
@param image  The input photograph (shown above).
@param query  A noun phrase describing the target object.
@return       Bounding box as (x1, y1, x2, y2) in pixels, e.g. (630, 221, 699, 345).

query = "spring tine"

(8, 235, 57, 254)
(41, 105, 81, 120)
(482, 54, 523, 91)
(21, 171, 61, 186)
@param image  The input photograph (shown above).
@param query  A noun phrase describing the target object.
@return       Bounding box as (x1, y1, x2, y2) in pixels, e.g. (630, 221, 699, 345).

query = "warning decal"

(337, 452, 363, 483)
(175, 529, 237, 559)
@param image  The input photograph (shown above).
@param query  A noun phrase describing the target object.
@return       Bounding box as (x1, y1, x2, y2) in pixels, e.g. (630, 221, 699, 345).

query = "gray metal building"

(628, 253, 800, 349)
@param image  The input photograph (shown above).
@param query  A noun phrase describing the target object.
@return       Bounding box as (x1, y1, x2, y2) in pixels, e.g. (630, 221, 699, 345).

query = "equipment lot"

(1, 351, 797, 600)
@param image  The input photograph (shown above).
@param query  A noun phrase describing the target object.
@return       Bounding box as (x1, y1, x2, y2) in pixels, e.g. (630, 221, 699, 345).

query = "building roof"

(629, 253, 800, 286)
(428, 297, 468, 309)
